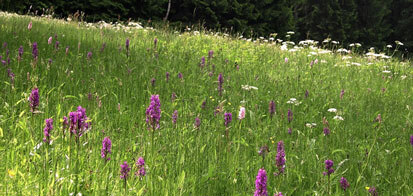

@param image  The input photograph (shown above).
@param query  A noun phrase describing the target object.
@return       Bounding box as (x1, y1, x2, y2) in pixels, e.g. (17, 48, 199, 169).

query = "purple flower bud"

(258, 145, 269, 157)
(32, 42, 38, 59)
(214, 105, 221, 116)
(201, 100, 207, 109)
(43, 118, 53, 143)
(69, 106, 91, 139)
(7, 69, 15, 84)
(62, 116, 68, 130)
(172, 110, 178, 124)
(101, 137, 112, 161)
(254, 168, 268, 196)
(375, 114, 382, 123)
(288, 127, 292, 134)
(154, 38, 158, 48)
(120, 161, 131, 179)
(274, 193, 283, 196)
(323, 127, 330, 136)
(29, 88, 39, 112)
(305, 90, 309, 98)
(136, 157, 146, 177)
(178, 72, 183, 79)
(275, 141, 286, 175)
(136, 157, 145, 167)
(208, 50, 214, 59)
(194, 117, 201, 129)
(55, 41, 59, 50)
(125, 38, 130, 51)
(269, 101, 275, 118)
(171, 92, 176, 102)
(224, 112, 232, 127)
(69, 111, 78, 135)
(18, 46, 23, 61)
(287, 109, 293, 123)
(200, 56, 205, 68)
(340, 89, 345, 99)
(368, 187, 377, 196)
(48, 36, 52, 45)
(87, 51, 92, 60)
(410, 135, 413, 146)
(340, 177, 350, 191)
(166, 72, 170, 82)
(151, 78, 156, 87)
(146, 95, 161, 130)
(323, 160, 334, 176)
(218, 73, 223, 96)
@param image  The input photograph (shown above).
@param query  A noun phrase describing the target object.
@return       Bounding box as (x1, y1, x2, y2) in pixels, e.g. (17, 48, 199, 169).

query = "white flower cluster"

(306, 123, 317, 128)
(287, 98, 302, 106)
(241, 85, 258, 91)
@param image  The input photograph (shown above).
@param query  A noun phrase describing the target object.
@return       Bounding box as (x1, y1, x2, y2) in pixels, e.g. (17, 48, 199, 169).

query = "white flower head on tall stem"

(328, 108, 337, 113)
(333, 115, 344, 121)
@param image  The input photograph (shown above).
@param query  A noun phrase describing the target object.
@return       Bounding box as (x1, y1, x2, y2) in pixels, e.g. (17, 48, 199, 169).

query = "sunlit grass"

(0, 12, 412, 195)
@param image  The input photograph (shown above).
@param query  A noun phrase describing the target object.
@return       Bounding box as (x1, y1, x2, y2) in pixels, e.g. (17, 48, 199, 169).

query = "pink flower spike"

(28, 21, 32, 31)
(238, 107, 246, 120)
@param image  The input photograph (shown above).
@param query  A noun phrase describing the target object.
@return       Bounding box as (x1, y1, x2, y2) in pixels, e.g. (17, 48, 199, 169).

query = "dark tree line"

(1, 0, 412, 53)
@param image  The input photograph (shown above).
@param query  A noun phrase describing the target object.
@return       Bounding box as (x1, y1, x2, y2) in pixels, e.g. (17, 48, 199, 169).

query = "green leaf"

(47, 87, 56, 95)
(200, 144, 206, 153)
(137, 185, 146, 196)
(19, 111, 25, 118)
(14, 98, 26, 107)
(63, 95, 78, 99)
(332, 149, 346, 155)
(180, 152, 185, 165)
(208, 164, 215, 178)
(178, 170, 185, 189)
(57, 104, 61, 118)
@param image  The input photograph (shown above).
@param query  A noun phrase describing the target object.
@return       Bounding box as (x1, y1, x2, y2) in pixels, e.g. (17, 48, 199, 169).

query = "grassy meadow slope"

(0, 12, 412, 195)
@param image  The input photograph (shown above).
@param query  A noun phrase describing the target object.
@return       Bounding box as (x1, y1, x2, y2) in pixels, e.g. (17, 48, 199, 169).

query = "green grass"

(0, 12, 412, 195)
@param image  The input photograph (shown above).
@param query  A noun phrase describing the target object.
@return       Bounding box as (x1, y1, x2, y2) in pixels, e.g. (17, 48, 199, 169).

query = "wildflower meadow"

(0, 12, 412, 195)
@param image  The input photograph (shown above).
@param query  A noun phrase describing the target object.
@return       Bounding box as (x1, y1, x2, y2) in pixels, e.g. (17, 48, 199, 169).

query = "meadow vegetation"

(0, 12, 412, 195)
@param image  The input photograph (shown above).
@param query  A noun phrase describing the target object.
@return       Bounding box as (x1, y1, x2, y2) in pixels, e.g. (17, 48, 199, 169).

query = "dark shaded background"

(1, 0, 412, 56)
